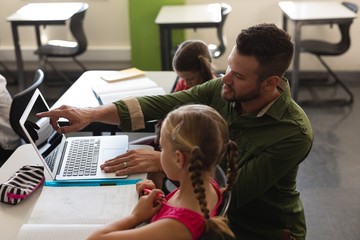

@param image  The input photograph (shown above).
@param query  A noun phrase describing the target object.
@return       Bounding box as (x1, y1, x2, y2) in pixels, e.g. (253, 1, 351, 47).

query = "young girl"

(130, 40, 216, 149)
(87, 104, 238, 240)
(172, 40, 216, 92)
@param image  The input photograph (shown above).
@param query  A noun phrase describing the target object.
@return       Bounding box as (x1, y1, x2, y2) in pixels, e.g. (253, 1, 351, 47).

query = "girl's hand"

(136, 179, 156, 196)
(131, 189, 164, 223)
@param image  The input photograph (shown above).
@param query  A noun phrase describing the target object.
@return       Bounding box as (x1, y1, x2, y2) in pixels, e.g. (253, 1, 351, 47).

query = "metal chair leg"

(299, 56, 353, 107)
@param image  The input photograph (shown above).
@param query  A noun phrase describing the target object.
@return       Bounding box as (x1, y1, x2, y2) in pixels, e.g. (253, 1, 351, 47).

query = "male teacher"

(38, 23, 313, 240)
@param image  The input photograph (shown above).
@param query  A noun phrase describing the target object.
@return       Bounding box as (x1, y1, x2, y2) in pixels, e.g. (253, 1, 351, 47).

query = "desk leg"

(34, 25, 42, 47)
(165, 28, 172, 71)
(34, 25, 44, 67)
(282, 14, 288, 32)
(11, 23, 25, 91)
(291, 22, 302, 101)
(159, 26, 172, 71)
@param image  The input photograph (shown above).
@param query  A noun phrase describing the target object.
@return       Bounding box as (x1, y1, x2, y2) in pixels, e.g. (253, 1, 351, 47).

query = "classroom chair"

(34, 3, 89, 85)
(163, 165, 232, 217)
(9, 69, 44, 143)
(208, 3, 232, 59)
(299, 1, 358, 106)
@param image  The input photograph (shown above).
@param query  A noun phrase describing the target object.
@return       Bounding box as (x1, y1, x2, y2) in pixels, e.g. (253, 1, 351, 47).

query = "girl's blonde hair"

(162, 104, 238, 240)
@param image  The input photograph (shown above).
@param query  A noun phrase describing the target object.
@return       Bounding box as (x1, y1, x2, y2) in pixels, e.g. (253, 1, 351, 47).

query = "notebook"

(19, 88, 129, 181)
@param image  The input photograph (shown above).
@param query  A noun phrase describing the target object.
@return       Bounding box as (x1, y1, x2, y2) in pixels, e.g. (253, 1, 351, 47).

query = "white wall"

(1, 0, 359, 71)
(0, 0, 130, 69)
(186, 0, 360, 72)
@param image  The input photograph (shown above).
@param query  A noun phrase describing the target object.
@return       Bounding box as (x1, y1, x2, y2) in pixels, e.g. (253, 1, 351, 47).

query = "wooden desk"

(278, 1, 357, 100)
(6, 2, 85, 91)
(52, 70, 176, 133)
(155, 4, 221, 70)
(0, 143, 150, 240)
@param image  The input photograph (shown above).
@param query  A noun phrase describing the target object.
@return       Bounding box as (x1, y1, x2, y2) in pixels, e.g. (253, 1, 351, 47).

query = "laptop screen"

(20, 89, 64, 161)
(20, 88, 134, 181)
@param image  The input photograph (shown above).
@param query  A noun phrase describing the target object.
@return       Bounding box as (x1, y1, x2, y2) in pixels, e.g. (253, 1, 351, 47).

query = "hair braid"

(161, 104, 236, 239)
(224, 140, 239, 192)
(188, 146, 210, 219)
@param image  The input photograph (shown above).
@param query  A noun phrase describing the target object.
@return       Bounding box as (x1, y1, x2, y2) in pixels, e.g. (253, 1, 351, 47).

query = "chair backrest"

(343, 1, 358, 13)
(214, 165, 232, 216)
(336, 2, 358, 54)
(9, 69, 44, 143)
(220, 3, 232, 30)
(195, 165, 234, 240)
(70, 3, 89, 56)
(208, 3, 232, 58)
(163, 164, 231, 216)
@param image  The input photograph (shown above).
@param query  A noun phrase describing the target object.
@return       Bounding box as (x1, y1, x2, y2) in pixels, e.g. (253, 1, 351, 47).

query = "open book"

(92, 76, 166, 105)
(100, 67, 145, 82)
(16, 185, 138, 240)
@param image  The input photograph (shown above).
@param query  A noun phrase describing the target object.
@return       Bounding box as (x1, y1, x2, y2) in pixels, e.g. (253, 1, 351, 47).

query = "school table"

(155, 3, 221, 70)
(278, 1, 357, 100)
(52, 70, 176, 134)
(7, 2, 86, 91)
(0, 143, 151, 240)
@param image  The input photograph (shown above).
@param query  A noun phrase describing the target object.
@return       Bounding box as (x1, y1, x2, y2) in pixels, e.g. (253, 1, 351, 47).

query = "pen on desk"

(143, 188, 166, 198)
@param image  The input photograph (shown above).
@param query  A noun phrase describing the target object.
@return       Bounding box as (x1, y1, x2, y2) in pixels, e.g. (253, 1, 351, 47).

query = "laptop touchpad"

(102, 148, 126, 162)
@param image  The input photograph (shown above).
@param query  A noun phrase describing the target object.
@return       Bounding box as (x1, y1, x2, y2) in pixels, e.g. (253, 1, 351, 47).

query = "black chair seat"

(208, 43, 226, 58)
(35, 43, 80, 57)
(301, 40, 349, 56)
(297, 1, 358, 106)
(34, 3, 88, 84)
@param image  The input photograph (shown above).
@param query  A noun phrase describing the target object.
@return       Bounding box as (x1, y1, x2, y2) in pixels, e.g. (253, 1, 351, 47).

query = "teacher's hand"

(36, 105, 93, 134)
(100, 149, 162, 175)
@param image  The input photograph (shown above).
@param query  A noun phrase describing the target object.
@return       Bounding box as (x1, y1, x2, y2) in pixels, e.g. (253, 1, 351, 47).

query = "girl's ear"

(174, 150, 186, 169)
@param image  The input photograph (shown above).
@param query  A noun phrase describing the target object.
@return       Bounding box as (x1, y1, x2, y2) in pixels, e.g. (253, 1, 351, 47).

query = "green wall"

(129, 0, 185, 70)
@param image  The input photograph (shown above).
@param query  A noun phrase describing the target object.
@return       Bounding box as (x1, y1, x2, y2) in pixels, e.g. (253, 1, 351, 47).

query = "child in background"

(130, 40, 216, 149)
(87, 104, 238, 240)
(172, 40, 216, 92)
(0, 74, 21, 166)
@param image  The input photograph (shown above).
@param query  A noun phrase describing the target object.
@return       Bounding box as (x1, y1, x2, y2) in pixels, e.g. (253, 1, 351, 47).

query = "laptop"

(20, 88, 129, 181)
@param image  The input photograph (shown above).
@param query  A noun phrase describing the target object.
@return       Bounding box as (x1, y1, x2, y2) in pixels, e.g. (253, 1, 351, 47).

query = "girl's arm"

(87, 189, 192, 240)
(88, 215, 192, 240)
(87, 190, 163, 240)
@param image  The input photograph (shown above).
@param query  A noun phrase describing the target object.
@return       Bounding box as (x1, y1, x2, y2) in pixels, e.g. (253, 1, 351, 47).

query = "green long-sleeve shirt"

(114, 78, 313, 240)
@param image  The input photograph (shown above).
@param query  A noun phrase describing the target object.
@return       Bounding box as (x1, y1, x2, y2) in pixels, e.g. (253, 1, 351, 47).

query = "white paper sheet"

(28, 185, 138, 224)
(16, 224, 103, 240)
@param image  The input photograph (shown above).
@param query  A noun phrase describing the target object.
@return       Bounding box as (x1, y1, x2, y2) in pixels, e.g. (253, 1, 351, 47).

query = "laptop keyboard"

(45, 145, 59, 171)
(63, 139, 101, 177)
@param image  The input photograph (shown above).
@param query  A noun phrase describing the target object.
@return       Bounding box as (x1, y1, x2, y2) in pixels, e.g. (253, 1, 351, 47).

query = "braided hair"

(162, 104, 239, 240)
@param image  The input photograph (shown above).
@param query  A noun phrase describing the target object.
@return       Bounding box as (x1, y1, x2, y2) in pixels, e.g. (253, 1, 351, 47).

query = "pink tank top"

(151, 179, 223, 240)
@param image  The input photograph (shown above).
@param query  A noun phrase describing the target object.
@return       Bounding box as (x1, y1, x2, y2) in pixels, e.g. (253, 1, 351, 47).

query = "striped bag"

(0, 165, 44, 205)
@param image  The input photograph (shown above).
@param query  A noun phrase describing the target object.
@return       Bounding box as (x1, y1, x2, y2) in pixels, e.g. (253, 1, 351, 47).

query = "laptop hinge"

(57, 141, 68, 176)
